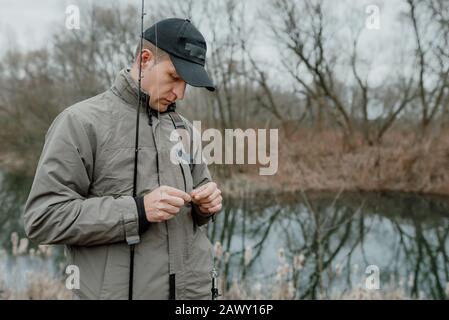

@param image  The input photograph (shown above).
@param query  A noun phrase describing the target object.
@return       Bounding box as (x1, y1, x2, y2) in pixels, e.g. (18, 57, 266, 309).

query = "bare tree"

(0, 3, 161, 175)
(407, 0, 449, 134)
(267, 0, 353, 140)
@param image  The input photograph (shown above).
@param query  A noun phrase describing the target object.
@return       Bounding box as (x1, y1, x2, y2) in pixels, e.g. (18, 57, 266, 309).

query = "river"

(1, 171, 448, 299)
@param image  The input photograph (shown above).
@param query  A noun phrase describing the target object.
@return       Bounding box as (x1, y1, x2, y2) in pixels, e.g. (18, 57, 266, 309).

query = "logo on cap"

(185, 43, 206, 60)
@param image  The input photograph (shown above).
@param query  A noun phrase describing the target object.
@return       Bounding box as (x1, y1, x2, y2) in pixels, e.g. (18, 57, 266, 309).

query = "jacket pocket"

(99, 242, 130, 299)
(183, 226, 214, 299)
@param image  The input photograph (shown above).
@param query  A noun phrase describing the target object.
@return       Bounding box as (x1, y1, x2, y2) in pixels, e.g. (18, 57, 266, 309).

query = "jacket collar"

(111, 68, 176, 116)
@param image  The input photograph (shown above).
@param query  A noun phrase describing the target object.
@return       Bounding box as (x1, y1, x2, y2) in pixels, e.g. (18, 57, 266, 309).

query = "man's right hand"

(143, 186, 191, 223)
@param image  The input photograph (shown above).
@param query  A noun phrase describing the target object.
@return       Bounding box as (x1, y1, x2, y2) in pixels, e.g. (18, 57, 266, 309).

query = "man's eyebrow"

(170, 70, 180, 78)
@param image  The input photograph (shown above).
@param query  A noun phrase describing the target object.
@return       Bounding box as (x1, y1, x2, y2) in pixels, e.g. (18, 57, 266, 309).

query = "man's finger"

(200, 203, 222, 214)
(162, 194, 186, 207)
(153, 210, 174, 222)
(198, 189, 221, 205)
(160, 203, 180, 215)
(199, 196, 222, 209)
(191, 183, 208, 196)
(162, 186, 191, 203)
(161, 212, 176, 221)
(192, 183, 215, 200)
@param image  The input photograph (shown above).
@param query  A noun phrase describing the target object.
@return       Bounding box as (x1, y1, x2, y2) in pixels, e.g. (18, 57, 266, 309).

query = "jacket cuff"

(119, 196, 140, 245)
(191, 203, 215, 226)
(134, 196, 151, 235)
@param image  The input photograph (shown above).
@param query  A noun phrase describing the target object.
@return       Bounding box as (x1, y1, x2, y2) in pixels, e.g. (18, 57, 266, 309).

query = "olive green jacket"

(23, 69, 216, 299)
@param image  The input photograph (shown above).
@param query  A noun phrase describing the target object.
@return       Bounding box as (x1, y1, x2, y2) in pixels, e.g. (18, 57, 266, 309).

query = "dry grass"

(0, 268, 419, 300)
(211, 244, 441, 300)
(2, 123, 448, 198)
(1, 272, 73, 300)
(218, 126, 449, 197)
(2, 239, 447, 300)
(0, 232, 73, 300)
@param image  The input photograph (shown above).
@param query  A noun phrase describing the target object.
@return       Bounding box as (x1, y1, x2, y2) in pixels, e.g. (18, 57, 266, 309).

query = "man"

(23, 18, 222, 300)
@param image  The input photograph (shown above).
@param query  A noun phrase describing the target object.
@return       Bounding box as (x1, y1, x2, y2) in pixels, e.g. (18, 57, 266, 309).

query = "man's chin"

(149, 102, 170, 112)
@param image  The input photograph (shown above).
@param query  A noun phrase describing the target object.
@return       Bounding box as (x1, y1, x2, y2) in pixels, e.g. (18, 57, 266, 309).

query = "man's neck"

(126, 66, 173, 113)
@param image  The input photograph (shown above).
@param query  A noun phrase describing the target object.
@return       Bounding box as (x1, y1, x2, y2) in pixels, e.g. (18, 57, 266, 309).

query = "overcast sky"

(0, 0, 408, 51)
(0, 0, 122, 52)
(0, 0, 415, 112)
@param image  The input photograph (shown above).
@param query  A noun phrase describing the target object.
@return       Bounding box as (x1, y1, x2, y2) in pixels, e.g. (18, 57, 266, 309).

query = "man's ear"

(140, 49, 154, 67)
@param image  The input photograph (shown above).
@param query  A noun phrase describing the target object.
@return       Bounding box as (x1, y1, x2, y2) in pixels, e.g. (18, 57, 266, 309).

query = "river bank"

(215, 126, 449, 198)
(1, 126, 449, 199)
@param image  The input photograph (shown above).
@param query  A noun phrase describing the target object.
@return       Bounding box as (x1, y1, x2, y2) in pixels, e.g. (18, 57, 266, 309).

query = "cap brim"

(170, 55, 216, 92)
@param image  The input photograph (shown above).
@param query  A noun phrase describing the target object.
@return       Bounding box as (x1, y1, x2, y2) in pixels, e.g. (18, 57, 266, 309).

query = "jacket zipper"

(179, 163, 187, 192)
(148, 110, 175, 298)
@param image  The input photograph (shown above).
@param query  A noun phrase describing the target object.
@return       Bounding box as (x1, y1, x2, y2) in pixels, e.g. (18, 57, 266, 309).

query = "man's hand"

(190, 182, 223, 215)
(143, 186, 191, 223)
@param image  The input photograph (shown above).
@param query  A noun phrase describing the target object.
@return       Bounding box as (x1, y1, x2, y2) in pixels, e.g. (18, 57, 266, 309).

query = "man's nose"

(173, 81, 186, 101)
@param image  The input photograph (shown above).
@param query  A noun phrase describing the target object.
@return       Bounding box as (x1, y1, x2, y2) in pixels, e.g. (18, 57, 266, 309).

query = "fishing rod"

(128, 4, 219, 300)
(129, 0, 145, 301)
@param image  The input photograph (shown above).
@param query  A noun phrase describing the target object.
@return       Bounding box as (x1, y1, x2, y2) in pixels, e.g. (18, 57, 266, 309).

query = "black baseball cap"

(143, 18, 216, 92)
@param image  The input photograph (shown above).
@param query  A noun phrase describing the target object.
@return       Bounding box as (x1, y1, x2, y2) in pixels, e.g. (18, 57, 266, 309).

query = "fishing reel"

(211, 267, 221, 300)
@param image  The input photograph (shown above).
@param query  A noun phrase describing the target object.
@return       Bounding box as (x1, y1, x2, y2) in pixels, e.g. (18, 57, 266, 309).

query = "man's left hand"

(190, 182, 222, 215)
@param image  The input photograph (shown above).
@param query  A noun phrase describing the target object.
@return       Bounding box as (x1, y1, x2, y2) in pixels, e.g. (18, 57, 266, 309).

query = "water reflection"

(207, 191, 449, 299)
(0, 172, 64, 293)
(0, 172, 32, 249)
(0, 170, 448, 299)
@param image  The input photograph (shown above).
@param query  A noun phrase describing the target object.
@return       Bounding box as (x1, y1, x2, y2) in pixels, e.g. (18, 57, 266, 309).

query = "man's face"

(141, 53, 187, 112)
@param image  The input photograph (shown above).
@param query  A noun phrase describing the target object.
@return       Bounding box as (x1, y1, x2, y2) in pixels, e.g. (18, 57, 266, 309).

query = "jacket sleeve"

(23, 110, 140, 247)
(186, 118, 220, 226)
